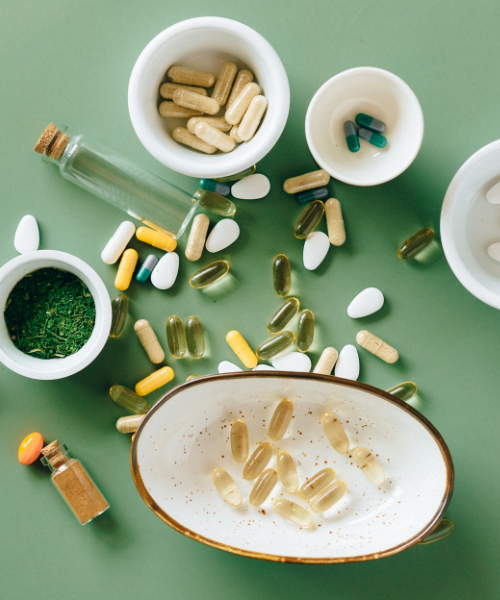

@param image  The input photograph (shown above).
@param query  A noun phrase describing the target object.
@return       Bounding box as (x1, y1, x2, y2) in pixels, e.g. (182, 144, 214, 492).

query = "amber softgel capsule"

(276, 451, 299, 493)
(230, 420, 249, 463)
(353, 447, 385, 485)
(322, 413, 349, 454)
(185, 316, 205, 358)
(298, 467, 336, 501)
(310, 480, 348, 513)
(273, 498, 313, 528)
(166, 315, 187, 359)
(268, 399, 294, 441)
(211, 469, 242, 507)
(242, 442, 273, 480)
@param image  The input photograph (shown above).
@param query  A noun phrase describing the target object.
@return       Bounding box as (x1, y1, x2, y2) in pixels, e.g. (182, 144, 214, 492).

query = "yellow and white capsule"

(135, 366, 174, 396)
(225, 82, 260, 125)
(226, 331, 258, 369)
(172, 88, 220, 115)
(194, 122, 235, 153)
(237, 95, 268, 141)
(249, 468, 278, 507)
(353, 447, 385, 485)
(185, 214, 210, 261)
(211, 468, 242, 507)
(230, 419, 249, 463)
(321, 413, 349, 454)
(298, 467, 336, 501)
(310, 480, 347, 513)
(276, 451, 299, 493)
(134, 319, 165, 364)
(273, 498, 313, 527)
(168, 66, 215, 87)
(211, 61, 238, 106)
(283, 169, 330, 194)
(268, 399, 294, 441)
(242, 442, 273, 480)
(172, 127, 217, 154)
(356, 330, 399, 364)
(115, 248, 138, 291)
(226, 69, 254, 109)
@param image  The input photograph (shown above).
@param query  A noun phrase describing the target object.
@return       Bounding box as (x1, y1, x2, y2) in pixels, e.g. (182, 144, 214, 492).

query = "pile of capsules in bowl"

(159, 63, 268, 154)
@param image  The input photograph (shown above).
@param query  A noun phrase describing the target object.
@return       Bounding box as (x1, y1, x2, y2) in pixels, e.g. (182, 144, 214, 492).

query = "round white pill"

(151, 252, 179, 290)
(252, 364, 277, 371)
(347, 287, 384, 318)
(303, 231, 329, 270)
(231, 174, 270, 200)
(205, 219, 240, 253)
(335, 345, 360, 380)
(14, 215, 39, 254)
(487, 241, 500, 262)
(218, 360, 243, 373)
(271, 352, 312, 372)
(486, 181, 500, 204)
(101, 221, 136, 264)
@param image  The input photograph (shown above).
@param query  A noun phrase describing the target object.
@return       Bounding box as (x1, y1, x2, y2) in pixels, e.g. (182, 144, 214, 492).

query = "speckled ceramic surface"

(131, 373, 453, 563)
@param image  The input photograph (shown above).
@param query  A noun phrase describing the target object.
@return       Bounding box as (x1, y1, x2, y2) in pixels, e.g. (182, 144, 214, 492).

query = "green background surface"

(1, 0, 499, 598)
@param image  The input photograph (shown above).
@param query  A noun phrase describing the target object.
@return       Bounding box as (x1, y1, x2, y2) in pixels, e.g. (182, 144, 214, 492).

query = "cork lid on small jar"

(34, 123, 69, 160)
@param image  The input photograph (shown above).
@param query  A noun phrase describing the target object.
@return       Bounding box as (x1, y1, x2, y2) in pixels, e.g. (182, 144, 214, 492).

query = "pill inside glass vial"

(353, 447, 385, 485)
(211, 468, 242, 507)
(193, 190, 236, 217)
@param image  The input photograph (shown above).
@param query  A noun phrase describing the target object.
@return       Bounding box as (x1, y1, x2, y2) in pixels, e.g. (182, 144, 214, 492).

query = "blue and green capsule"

(297, 187, 329, 204)
(355, 113, 386, 133)
(136, 254, 158, 283)
(358, 127, 387, 148)
(343, 121, 360, 153)
(199, 179, 231, 197)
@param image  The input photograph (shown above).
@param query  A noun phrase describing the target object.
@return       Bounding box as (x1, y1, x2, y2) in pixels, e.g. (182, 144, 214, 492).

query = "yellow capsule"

(158, 101, 202, 118)
(186, 374, 202, 381)
(211, 61, 238, 105)
(226, 331, 258, 368)
(185, 316, 205, 358)
(418, 519, 454, 545)
(226, 69, 254, 110)
(172, 127, 217, 154)
(321, 413, 349, 454)
(238, 95, 268, 141)
(168, 66, 215, 88)
(134, 319, 165, 364)
(296, 309, 314, 352)
(242, 442, 273, 480)
(194, 122, 235, 153)
(276, 450, 298, 493)
(313, 347, 338, 375)
(356, 330, 399, 364)
(249, 468, 278, 507)
(115, 249, 138, 291)
(272, 254, 291, 297)
(166, 315, 187, 359)
(230, 419, 249, 463)
(215, 165, 256, 182)
(230, 125, 243, 144)
(160, 82, 208, 99)
(136, 227, 177, 252)
(109, 385, 149, 414)
(187, 116, 231, 134)
(268, 399, 294, 441)
(211, 468, 242, 507)
(387, 381, 418, 402)
(294, 200, 325, 239)
(267, 297, 300, 334)
(185, 214, 210, 261)
(116, 414, 145, 434)
(310, 480, 348, 513)
(256, 331, 295, 360)
(135, 366, 174, 396)
(298, 467, 336, 501)
(398, 228, 435, 260)
(131, 433, 136, 442)
(109, 293, 128, 338)
(325, 198, 346, 246)
(225, 82, 261, 125)
(353, 447, 385, 485)
(273, 498, 313, 528)
(172, 88, 220, 115)
(189, 260, 229, 289)
(194, 190, 236, 217)
(283, 169, 330, 194)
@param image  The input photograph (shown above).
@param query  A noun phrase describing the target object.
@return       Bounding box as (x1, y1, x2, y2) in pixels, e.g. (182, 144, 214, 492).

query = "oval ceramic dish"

(131, 372, 453, 563)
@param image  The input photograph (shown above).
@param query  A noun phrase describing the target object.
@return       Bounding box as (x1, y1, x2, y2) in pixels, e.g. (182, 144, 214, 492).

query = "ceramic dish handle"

(418, 519, 454, 545)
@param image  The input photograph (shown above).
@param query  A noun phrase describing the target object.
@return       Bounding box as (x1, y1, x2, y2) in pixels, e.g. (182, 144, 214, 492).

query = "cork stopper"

(40, 439, 60, 456)
(41, 439, 68, 469)
(34, 123, 69, 160)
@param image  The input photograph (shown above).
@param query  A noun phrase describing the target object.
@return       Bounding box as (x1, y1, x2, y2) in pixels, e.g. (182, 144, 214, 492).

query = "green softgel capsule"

(355, 113, 386, 133)
(343, 121, 360, 153)
(136, 254, 158, 283)
(256, 330, 295, 360)
(109, 385, 149, 414)
(387, 381, 417, 402)
(185, 316, 205, 358)
(194, 190, 236, 217)
(294, 200, 325, 239)
(398, 228, 434, 260)
(109, 294, 128, 338)
(199, 179, 231, 197)
(166, 315, 187, 359)
(189, 260, 229, 288)
(358, 128, 387, 148)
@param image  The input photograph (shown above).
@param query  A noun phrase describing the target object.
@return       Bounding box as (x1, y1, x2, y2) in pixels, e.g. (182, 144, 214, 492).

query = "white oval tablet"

(252, 364, 277, 371)
(205, 219, 240, 253)
(347, 287, 384, 318)
(270, 352, 312, 372)
(303, 231, 329, 270)
(14, 215, 39, 254)
(486, 181, 500, 204)
(487, 242, 500, 262)
(335, 345, 360, 381)
(151, 252, 179, 290)
(231, 174, 270, 200)
(218, 360, 243, 373)
(101, 221, 136, 264)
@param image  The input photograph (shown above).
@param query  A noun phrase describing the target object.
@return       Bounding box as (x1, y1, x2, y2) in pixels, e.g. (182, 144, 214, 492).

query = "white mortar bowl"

(0, 250, 111, 380)
(128, 17, 290, 179)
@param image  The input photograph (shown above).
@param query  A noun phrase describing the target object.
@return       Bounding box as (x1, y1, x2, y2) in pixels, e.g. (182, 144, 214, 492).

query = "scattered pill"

(270, 351, 311, 372)
(194, 122, 235, 153)
(256, 331, 295, 360)
(387, 381, 418, 402)
(225, 82, 261, 126)
(109, 385, 149, 414)
(206, 219, 240, 252)
(283, 169, 330, 194)
(296, 309, 314, 352)
(252, 364, 277, 370)
(273, 498, 313, 527)
(298, 467, 336, 501)
(189, 259, 229, 288)
(101, 221, 135, 264)
(335, 345, 359, 380)
(109, 294, 128, 338)
(199, 179, 231, 196)
(218, 360, 243, 373)
(136, 254, 158, 283)
(135, 366, 174, 396)
(212, 468, 242, 507)
(273, 254, 291, 297)
(268, 399, 294, 440)
(418, 519, 454, 545)
(159, 101, 202, 119)
(160, 82, 208, 99)
(187, 116, 231, 134)
(356, 330, 399, 364)
(116, 414, 145, 434)
(186, 374, 202, 381)
(226, 330, 258, 368)
(194, 190, 236, 217)
(14, 215, 39, 254)
(297, 187, 329, 204)
(242, 442, 273, 480)
(185, 316, 205, 358)
(231, 174, 271, 200)
(166, 315, 187, 359)
(343, 121, 360, 153)
(230, 419, 249, 463)
(267, 297, 300, 334)
(276, 451, 299, 493)
(486, 181, 500, 204)
(215, 165, 256, 182)
(168, 66, 215, 87)
(211, 61, 238, 106)
(238, 95, 268, 141)
(294, 200, 325, 239)
(353, 447, 385, 485)
(487, 242, 500, 263)
(398, 228, 435, 259)
(151, 252, 179, 290)
(358, 128, 387, 148)
(134, 319, 165, 364)
(185, 214, 210, 262)
(310, 480, 348, 513)
(347, 287, 384, 318)
(313, 347, 338, 375)
(325, 198, 346, 246)
(303, 231, 329, 270)
(172, 88, 220, 115)
(136, 226, 177, 252)
(322, 413, 349, 454)
(355, 113, 386, 133)
(172, 126, 217, 154)
(249, 468, 278, 507)
(18, 432, 44, 465)
(115, 248, 138, 291)
(226, 69, 254, 110)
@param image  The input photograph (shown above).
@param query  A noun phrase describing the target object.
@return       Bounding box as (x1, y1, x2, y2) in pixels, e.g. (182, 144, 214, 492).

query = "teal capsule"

(109, 294, 128, 338)
(194, 190, 236, 217)
(256, 331, 295, 360)
(343, 121, 360, 153)
(215, 165, 256, 182)
(185, 316, 205, 359)
(267, 297, 300, 334)
(296, 309, 314, 353)
(297, 187, 329, 204)
(166, 315, 187, 359)
(109, 385, 149, 414)
(294, 200, 325, 239)
(355, 113, 386, 133)
(136, 254, 158, 283)
(199, 179, 231, 197)
(358, 128, 387, 148)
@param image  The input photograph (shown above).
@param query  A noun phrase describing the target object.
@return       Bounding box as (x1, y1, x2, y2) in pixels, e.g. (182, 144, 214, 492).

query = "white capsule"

(271, 352, 311, 372)
(347, 287, 384, 318)
(335, 345, 359, 380)
(231, 174, 271, 200)
(101, 221, 136, 264)
(303, 231, 329, 270)
(14, 215, 39, 254)
(487, 242, 500, 263)
(252, 364, 277, 371)
(486, 181, 500, 204)
(151, 252, 179, 290)
(218, 360, 243, 373)
(205, 219, 240, 253)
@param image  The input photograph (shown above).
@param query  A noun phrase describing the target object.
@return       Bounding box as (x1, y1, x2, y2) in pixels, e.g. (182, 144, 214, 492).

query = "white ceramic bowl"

(0, 250, 112, 380)
(128, 17, 290, 179)
(305, 67, 424, 186)
(441, 140, 500, 309)
(132, 372, 453, 563)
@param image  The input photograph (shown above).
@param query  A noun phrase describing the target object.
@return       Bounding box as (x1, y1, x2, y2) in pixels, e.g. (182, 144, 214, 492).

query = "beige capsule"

(353, 447, 385, 485)
(187, 116, 231, 134)
(159, 101, 202, 119)
(356, 330, 399, 364)
(116, 414, 145, 434)
(134, 319, 165, 364)
(273, 498, 313, 528)
(283, 169, 330, 194)
(172, 127, 217, 154)
(268, 399, 294, 441)
(313, 347, 339, 375)
(230, 125, 243, 144)
(249, 468, 278, 507)
(160, 82, 208, 100)
(194, 122, 235, 153)
(168, 66, 215, 88)
(322, 413, 349, 454)
(242, 442, 273, 480)
(310, 480, 348, 513)
(226, 69, 254, 110)
(230, 419, 249, 463)
(225, 82, 261, 125)
(298, 467, 336, 501)
(185, 213, 210, 261)
(211, 61, 238, 105)
(172, 88, 220, 116)
(276, 451, 299, 493)
(237, 95, 268, 142)
(211, 468, 242, 507)
(325, 198, 346, 246)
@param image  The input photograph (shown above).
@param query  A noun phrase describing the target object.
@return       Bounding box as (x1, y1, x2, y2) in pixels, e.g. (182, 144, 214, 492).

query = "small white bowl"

(0, 250, 111, 380)
(128, 17, 290, 179)
(132, 372, 453, 563)
(305, 67, 424, 186)
(441, 139, 500, 309)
